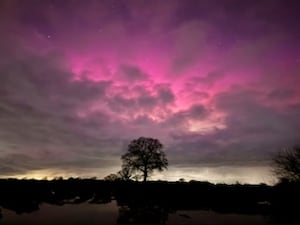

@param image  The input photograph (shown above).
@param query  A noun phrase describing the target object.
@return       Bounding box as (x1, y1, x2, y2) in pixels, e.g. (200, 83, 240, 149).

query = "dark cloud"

(155, 84, 175, 103)
(214, 87, 300, 136)
(167, 86, 300, 169)
(267, 89, 295, 100)
(0, 154, 40, 176)
(106, 82, 175, 115)
(163, 104, 208, 128)
(173, 0, 300, 38)
(117, 64, 148, 82)
(0, 49, 127, 176)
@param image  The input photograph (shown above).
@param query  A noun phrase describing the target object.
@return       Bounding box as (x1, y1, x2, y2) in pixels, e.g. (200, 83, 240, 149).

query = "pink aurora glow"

(0, 0, 300, 183)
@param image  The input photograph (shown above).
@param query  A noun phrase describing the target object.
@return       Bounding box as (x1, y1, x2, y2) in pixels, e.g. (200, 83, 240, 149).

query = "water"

(1, 202, 118, 225)
(168, 210, 267, 225)
(0, 201, 269, 225)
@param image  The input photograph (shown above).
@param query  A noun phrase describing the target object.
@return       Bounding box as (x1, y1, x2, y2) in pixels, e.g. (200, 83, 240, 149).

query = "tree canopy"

(121, 137, 168, 182)
(273, 145, 300, 182)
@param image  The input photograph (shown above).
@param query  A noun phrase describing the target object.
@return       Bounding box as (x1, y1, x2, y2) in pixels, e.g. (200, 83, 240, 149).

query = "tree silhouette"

(118, 165, 133, 181)
(121, 137, 168, 182)
(104, 173, 120, 181)
(273, 145, 300, 182)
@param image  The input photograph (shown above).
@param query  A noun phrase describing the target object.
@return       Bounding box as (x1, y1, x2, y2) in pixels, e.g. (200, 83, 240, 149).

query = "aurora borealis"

(0, 0, 300, 183)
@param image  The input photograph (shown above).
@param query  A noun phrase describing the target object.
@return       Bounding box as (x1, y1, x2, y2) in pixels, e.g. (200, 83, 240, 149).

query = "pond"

(0, 201, 270, 225)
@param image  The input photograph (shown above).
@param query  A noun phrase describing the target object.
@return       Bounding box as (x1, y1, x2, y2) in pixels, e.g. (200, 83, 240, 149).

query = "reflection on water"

(117, 204, 169, 225)
(0, 180, 300, 225)
(1, 201, 118, 225)
(168, 210, 267, 225)
(0, 201, 269, 225)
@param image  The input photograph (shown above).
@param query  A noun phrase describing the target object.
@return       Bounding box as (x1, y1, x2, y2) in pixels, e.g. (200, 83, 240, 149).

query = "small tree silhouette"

(118, 165, 133, 181)
(121, 137, 168, 182)
(273, 145, 300, 182)
(104, 173, 119, 181)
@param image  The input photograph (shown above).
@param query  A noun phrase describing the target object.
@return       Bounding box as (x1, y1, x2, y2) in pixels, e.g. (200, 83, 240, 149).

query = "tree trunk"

(143, 169, 147, 182)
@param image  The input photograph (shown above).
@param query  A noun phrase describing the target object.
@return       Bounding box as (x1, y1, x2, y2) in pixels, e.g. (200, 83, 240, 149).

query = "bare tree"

(121, 137, 168, 182)
(117, 165, 133, 181)
(273, 145, 300, 182)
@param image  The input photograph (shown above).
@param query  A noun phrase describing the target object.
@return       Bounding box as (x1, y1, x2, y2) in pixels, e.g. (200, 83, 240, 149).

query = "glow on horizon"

(0, 166, 275, 185)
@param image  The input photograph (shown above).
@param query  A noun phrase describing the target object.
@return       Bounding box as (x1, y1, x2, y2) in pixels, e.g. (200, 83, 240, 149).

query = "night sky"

(1, 0, 300, 184)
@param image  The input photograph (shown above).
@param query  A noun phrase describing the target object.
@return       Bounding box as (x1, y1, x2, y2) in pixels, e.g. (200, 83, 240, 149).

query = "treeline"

(0, 179, 299, 216)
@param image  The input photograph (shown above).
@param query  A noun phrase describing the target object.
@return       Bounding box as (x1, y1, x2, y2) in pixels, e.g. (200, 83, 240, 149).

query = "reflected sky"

(0, 201, 269, 225)
(1, 202, 118, 225)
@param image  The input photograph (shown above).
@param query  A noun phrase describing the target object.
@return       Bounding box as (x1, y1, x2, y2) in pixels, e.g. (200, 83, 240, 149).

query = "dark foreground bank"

(0, 179, 299, 225)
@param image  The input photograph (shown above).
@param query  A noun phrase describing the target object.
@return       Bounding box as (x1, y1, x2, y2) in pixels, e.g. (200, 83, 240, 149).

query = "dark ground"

(0, 179, 299, 225)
